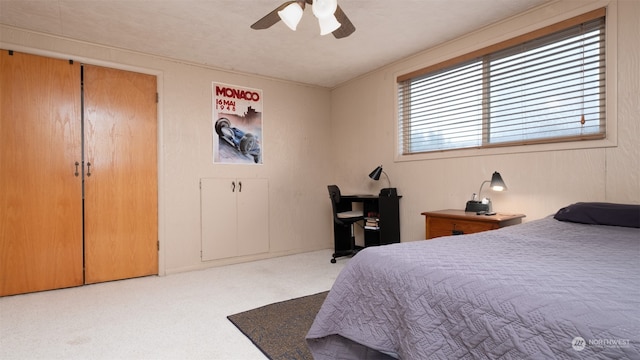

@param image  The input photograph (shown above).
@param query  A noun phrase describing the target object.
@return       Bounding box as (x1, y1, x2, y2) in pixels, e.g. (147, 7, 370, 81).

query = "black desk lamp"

(465, 171, 507, 214)
(369, 165, 391, 189)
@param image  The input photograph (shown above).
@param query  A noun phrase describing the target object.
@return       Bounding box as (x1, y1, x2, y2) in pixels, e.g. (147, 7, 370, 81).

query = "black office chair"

(328, 185, 364, 263)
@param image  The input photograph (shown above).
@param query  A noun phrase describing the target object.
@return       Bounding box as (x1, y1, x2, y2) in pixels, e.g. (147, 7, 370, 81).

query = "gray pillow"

(554, 202, 640, 228)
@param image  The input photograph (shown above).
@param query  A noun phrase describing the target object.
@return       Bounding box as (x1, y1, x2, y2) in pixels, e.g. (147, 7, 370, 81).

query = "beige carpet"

(0, 249, 346, 359)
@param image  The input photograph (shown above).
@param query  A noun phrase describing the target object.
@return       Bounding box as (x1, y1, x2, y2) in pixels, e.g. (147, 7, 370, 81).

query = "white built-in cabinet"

(200, 178, 269, 261)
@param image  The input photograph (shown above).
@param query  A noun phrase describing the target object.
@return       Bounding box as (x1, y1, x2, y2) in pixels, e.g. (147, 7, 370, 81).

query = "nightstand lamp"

(465, 171, 507, 214)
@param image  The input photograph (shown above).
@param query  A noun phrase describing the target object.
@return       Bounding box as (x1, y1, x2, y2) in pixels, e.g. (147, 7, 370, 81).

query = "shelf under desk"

(331, 194, 401, 262)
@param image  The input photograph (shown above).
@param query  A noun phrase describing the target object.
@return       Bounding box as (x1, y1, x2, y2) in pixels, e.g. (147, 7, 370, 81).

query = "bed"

(306, 203, 640, 359)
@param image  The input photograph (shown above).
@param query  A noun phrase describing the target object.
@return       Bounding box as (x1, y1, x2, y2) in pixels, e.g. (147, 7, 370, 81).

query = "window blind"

(398, 10, 606, 155)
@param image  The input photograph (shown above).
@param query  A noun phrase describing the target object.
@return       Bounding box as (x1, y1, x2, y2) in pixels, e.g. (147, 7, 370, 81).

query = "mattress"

(306, 216, 640, 359)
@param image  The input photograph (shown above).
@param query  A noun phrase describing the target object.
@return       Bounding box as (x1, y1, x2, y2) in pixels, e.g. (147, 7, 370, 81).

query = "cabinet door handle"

(86, 162, 92, 177)
(74, 162, 80, 177)
(232, 181, 236, 192)
(238, 181, 242, 192)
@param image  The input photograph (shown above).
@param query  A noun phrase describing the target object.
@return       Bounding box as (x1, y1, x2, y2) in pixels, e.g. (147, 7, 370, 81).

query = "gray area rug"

(227, 291, 329, 360)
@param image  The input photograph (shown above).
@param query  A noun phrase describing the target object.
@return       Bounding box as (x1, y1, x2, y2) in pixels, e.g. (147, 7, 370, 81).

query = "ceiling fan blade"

(332, 5, 355, 39)
(251, 1, 295, 30)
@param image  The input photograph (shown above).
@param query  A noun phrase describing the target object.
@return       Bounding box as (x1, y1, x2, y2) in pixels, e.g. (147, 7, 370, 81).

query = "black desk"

(332, 193, 401, 262)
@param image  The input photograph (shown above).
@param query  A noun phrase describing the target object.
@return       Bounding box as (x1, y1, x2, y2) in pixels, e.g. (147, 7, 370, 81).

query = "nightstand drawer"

(422, 209, 526, 239)
(428, 217, 496, 238)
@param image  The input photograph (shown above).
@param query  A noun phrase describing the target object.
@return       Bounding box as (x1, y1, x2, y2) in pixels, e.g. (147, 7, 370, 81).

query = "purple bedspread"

(307, 217, 640, 359)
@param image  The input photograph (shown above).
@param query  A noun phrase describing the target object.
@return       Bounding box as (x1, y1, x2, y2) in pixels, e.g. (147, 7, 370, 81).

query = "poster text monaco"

(215, 86, 260, 101)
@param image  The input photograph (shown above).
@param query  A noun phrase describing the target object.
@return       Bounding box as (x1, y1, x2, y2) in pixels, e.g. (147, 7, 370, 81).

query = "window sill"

(395, 135, 617, 162)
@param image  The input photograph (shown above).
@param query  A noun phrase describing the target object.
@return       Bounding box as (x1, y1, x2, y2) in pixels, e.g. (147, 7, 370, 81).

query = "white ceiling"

(0, 0, 549, 88)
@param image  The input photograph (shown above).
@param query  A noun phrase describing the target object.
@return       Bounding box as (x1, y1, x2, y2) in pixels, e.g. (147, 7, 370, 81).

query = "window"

(398, 9, 606, 155)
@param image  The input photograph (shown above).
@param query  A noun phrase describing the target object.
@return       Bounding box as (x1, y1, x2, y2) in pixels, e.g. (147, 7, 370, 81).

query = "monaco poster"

(212, 82, 263, 164)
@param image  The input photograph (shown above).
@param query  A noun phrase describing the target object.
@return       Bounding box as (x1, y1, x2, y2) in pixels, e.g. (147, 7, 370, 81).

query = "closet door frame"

(1, 49, 163, 295)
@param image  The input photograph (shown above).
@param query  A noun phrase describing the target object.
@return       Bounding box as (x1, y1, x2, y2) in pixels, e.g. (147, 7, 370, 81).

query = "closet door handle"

(74, 162, 80, 177)
(86, 162, 92, 177)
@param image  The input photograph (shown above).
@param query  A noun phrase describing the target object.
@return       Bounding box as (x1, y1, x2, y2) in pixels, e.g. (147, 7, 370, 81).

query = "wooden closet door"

(83, 65, 157, 284)
(0, 51, 83, 296)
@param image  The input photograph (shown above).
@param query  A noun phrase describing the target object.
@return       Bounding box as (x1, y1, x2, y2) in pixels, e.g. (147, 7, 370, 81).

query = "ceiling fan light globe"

(278, 3, 304, 31)
(318, 14, 341, 35)
(312, 0, 338, 19)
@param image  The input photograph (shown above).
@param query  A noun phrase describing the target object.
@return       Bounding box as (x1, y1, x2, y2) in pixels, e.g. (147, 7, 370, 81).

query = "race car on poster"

(215, 117, 261, 163)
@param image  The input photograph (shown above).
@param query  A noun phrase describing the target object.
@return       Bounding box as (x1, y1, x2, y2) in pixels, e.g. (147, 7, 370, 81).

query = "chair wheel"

(330, 258, 336, 264)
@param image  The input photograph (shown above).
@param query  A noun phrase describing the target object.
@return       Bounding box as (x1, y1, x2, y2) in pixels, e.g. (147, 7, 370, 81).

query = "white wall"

(0, 27, 336, 274)
(330, 0, 639, 243)
(1, 0, 637, 275)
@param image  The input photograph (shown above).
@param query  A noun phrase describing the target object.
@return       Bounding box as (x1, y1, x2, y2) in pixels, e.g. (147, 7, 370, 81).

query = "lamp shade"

(312, 0, 341, 35)
(318, 14, 341, 35)
(311, 0, 338, 19)
(369, 166, 383, 180)
(278, 2, 304, 31)
(489, 171, 507, 191)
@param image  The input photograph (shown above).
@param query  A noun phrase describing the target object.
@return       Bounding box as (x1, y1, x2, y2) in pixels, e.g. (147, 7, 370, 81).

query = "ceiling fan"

(251, 0, 356, 39)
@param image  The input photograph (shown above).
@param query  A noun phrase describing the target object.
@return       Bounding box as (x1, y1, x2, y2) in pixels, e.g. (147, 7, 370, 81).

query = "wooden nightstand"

(421, 209, 526, 239)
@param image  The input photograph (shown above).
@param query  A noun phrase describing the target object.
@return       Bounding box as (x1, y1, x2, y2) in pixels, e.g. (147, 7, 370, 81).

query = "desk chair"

(328, 185, 364, 263)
